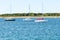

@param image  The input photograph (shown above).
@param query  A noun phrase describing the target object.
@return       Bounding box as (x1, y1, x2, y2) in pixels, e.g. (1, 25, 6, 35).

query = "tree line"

(0, 13, 60, 17)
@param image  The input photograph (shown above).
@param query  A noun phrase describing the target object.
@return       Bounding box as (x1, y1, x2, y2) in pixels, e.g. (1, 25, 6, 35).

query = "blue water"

(0, 18, 60, 40)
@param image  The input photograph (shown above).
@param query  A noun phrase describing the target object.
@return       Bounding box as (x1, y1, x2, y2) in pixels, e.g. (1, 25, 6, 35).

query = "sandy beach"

(0, 16, 60, 18)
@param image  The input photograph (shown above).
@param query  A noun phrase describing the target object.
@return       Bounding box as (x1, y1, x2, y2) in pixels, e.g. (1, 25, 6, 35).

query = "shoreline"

(0, 16, 60, 18)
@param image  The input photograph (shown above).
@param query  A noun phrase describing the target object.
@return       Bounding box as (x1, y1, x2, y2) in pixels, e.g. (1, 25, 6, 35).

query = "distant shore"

(0, 13, 60, 18)
(0, 16, 60, 18)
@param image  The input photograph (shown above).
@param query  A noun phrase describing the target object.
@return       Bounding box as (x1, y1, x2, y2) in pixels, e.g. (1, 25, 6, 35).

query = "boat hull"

(5, 19, 15, 21)
(35, 20, 47, 22)
(23, 18, 32, 21)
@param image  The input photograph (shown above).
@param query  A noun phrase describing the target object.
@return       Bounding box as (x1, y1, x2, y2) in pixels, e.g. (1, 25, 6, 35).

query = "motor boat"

(35, 18, 47, 22)
(35, 20, 47, 22)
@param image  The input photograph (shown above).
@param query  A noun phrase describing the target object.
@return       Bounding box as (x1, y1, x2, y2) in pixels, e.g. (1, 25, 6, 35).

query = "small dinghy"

(35, 18, 47, 22)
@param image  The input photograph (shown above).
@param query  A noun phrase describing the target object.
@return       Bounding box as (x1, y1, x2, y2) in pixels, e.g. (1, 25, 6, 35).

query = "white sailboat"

(23, 4, 32, 21)
(23, 18, 32, 21)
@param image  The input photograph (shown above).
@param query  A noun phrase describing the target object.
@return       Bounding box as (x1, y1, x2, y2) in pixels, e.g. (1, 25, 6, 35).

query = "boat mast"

(29, 4, 30, 13)
(42, 0, 43, 13)
(10, 0, 12, 14)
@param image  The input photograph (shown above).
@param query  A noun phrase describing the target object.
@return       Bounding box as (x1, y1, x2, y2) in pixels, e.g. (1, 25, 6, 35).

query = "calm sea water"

(0, 18, 60, 40)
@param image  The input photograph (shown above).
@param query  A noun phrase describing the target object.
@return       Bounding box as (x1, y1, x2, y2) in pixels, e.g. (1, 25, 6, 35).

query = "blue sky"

(0, 0, 60, 14)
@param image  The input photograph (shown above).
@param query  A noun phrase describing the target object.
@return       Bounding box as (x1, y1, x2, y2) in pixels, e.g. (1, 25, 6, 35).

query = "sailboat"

(23, 4, 32, 21)
(23, 17, 32, 21)
(5, 17, 15, 21)
(5, 0, 15, 21)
